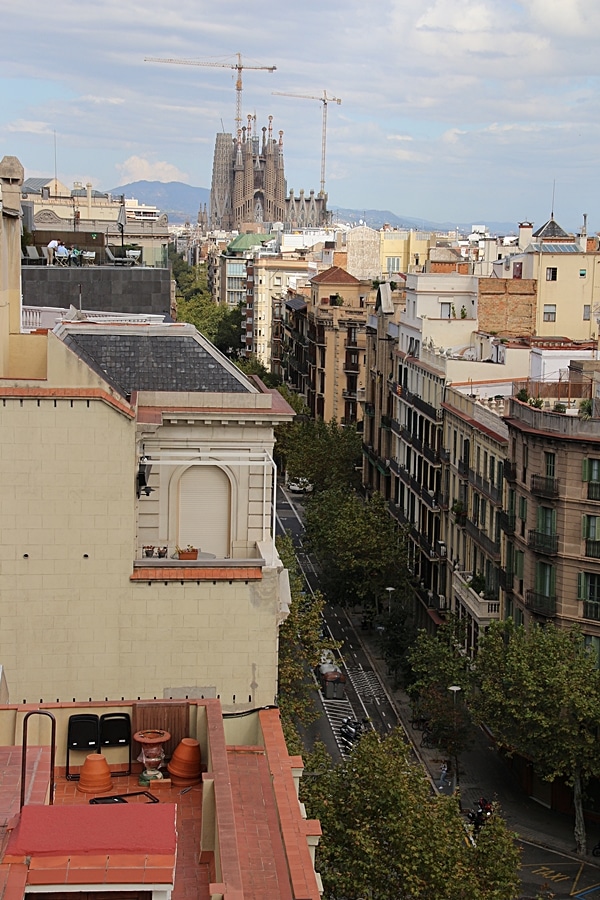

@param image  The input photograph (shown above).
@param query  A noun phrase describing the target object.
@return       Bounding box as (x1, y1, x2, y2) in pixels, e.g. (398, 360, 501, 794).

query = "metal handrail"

(21, 710, 56, 810)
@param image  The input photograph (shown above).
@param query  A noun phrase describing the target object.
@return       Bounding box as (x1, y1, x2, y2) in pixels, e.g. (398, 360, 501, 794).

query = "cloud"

(7, 119, 53, 135)
(79, 95, 124, 105)
(115, 156, 189, 183)
(387, 134, 414, 143)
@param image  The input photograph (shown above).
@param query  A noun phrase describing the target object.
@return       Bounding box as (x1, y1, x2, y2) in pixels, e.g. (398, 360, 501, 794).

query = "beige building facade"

(0, 157, 294, 707)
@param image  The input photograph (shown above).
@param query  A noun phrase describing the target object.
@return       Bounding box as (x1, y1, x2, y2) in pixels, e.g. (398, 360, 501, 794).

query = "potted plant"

(143, 545, 155, 558)
(176, 544, 198, 560)
(157, 546, 168, 558)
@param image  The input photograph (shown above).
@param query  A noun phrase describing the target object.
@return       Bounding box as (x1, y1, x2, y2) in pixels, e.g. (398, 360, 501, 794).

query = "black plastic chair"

(66, 714, 99, 780)
(99, 712, 132, 777)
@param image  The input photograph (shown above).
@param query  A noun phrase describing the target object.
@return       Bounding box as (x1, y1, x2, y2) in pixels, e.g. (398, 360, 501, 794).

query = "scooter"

(592, 842, 600, 857)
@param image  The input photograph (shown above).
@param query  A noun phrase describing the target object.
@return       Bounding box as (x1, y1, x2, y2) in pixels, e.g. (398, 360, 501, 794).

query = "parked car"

(286, 477, 313, 493)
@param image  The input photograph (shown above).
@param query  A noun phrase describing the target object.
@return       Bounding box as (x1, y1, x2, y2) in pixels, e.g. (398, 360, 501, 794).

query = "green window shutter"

(583, 458, 590, 482)
(537, 506, 543, 531)
(551, 508, 557, 535)
(550, 566, 556, 597)
(508, 488, 515, 513)
(515, 550, 524, 578)
(577, 572, 588, 600)
(519, 496, 527, 520)
(583, 515, 589, 539)
(535, 561, 542, 593)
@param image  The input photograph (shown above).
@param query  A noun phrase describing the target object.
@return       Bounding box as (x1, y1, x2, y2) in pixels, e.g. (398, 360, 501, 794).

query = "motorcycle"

(592, 842, 600, 857)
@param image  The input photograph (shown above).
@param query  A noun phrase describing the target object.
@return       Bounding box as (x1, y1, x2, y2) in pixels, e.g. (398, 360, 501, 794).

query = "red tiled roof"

(0, 387, 134, 419)
(130, 567, 263, 582)
(310, 265, 360, 285)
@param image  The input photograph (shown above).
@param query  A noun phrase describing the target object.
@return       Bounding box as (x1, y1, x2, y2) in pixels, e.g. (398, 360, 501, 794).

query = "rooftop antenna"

(220, 117, 225, 133)
(551, 179, 556, 218)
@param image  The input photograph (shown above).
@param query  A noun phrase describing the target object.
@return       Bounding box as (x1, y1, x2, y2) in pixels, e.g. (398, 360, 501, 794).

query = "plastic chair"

(99, 712, 132, 777)
(66, 714, 99, 780)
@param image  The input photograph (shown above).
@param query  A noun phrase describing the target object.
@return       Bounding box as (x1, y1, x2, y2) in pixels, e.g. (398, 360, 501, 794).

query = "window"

(535, 561, 556, 597)
(545, 452, 555, 478)
(582, 515, 600, 539)
(584, 305, 591, 321)
(578, 572, 600, 602)
(440, 302, 451, 319)
(546, 267, 558, 281)
(580, 269, 587, 278)
(543, 304, 556, 322)
(513, 262, 522, 280)
(489, 455, 495, 484)
(386, 257, 401, 274)
(537, 506, 556, 535)
(582, 458, 600, 482)
(515, 550, 524, 578)
(518, 496, 527, 521)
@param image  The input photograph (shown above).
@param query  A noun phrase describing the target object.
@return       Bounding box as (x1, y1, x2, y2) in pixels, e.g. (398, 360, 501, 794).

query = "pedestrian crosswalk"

(321, 698, 356, 755)
(345, 666, 388, 701)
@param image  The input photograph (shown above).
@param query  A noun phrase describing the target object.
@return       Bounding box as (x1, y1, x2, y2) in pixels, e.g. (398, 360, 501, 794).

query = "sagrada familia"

(207, 115, 329, 231)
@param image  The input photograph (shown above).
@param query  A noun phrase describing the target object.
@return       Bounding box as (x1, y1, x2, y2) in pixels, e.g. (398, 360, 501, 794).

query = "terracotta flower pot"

(168, 738, 202, 785)
(178, 550, 198, 560)
(77, 753, 112, 794)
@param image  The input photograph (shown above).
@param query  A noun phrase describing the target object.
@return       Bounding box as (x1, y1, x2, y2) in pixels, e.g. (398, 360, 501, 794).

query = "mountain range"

(108, 180, 518, 235)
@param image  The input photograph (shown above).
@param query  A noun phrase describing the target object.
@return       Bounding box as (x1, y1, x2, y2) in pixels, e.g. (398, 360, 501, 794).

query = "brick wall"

(478, 278, 537, 335)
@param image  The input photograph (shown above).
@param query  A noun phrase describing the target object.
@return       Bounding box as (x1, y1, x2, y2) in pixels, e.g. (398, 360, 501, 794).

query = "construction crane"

(144, 53, 276, 134)
(272, 90, 341, 196)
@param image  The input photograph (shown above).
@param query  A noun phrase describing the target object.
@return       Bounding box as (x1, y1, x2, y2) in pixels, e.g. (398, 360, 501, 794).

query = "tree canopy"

(475, 620, 600, 854)
(276, 416, 362, 494)
(301, 731, 521, 900)
(276, 533, 338, 753)
(407, 618, 476, 764)
(304, 489, 410, 608)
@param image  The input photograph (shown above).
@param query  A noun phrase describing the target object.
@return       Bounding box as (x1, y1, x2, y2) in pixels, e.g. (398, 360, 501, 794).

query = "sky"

(1, 0, 599, 231)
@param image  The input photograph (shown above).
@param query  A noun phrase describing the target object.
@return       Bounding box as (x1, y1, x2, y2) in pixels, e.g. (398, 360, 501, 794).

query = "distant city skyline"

(1, 0, 599, 232)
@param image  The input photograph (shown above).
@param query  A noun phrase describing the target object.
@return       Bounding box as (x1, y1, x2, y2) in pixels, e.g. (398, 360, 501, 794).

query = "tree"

(301, 730, 521, 900)
(475, 620, 600, 854)
(235, 353, 281, 388)
(375, 593, 417, 688)
(304, 489, 409, 608)
(276, 417, 362, 493)
(408, 618, 476, 776)
(276, 534, 337, 752)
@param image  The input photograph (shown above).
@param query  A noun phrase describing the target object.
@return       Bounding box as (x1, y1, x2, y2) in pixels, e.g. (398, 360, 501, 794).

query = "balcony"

(453, 570, 501, 623)
(528, 531, 559, 555)
(344, 358, 360, 374)
(526, 590, 556, 616)
(504, 459, 517, 482)
(530, 474, 559, 498)
(498, 511, 516, 534)
(423, 444, 440, 466)
(440, 448, 450, 463)
(588, 482, 600, 501)
(583, 600, 600, 621)
(585, 539, 600, 559)
(499, 568, 514, 592)
(342, 388, 358, 400)
(381, 414, 392, 430)
(457, 458, 469, 477)
(365, 402, 375, 417)
(465, 519, 501, 560)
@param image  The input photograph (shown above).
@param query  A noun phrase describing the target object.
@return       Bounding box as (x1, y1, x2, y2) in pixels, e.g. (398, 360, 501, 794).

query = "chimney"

(518, 221, 533, 250)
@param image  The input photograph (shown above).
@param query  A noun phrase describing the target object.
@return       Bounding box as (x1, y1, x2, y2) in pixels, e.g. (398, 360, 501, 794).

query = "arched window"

(179, 466, 230, 558)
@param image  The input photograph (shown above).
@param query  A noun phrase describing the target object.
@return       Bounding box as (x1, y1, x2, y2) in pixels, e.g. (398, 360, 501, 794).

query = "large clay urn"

(77, 753, 112, 794)
(167, 738, 202, 787)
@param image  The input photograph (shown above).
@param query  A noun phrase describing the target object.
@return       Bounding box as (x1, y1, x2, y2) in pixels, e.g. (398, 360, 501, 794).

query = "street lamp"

(385, 586, 395, 614)
(448, 685, 461, 796)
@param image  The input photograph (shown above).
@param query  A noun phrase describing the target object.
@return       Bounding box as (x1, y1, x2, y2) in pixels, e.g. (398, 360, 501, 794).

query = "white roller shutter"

(179, 466, 230, 558)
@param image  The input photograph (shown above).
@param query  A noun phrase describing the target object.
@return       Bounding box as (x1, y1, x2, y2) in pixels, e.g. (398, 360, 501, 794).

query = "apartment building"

(502, 397, 600, 655)
(442, 389, 508, 653)
(0, 157, 295, 706)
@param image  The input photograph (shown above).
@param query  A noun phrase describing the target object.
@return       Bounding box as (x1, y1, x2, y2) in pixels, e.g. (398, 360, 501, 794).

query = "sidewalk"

(345, 608, 590, 859)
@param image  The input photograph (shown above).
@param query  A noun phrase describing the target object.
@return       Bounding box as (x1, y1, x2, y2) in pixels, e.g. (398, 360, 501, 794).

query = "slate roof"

(61, 332, 251, 396)
(285, 296, 307, 312)
(532, 216, 572, 240)
(21, 177, 52, 194)
(310, 265, 360, 285)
